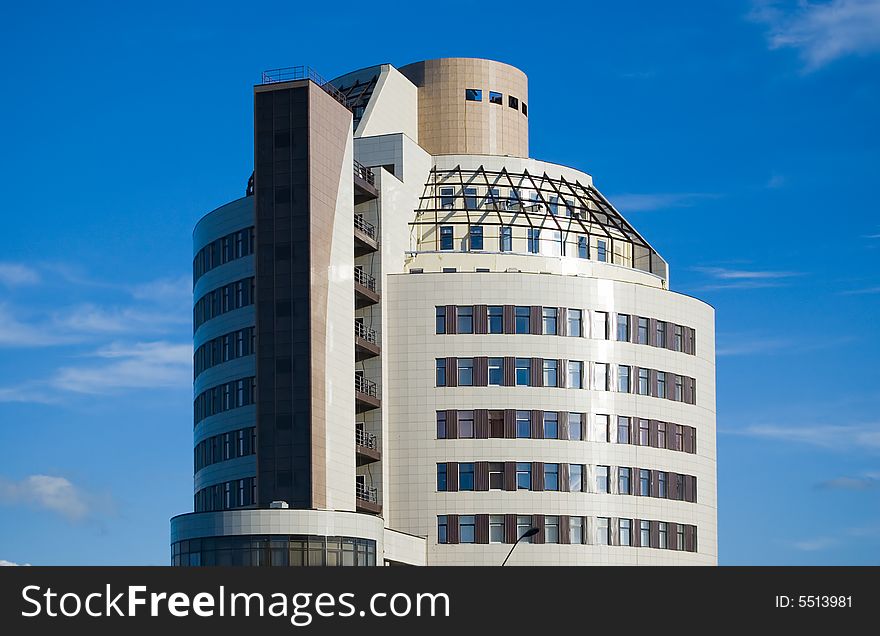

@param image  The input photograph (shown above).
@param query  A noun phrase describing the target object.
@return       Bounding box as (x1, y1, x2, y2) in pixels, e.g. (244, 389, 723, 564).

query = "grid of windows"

(194, 327, 256, 380)
(194, 426, 256, 472)
(172, 535, 376, 567)
(464, 89, 527, 115)
(193, 377, 257, 426)
(194, 477, 256, 512)
(193, 227, 255, 284)
(193, 277, 255, 332)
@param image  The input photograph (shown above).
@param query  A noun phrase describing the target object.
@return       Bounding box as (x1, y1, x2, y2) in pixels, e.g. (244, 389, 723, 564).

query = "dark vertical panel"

(475, 409, 489, 439)
(502, 357, 515, 386)
(648, 318, 657, 346)
(504, 461, 516, 491)
(650, 520, 659, 548)
(629, 316, 640, 344)
(558, 411, 569, 441)
(558, 307, 567, 337)
(532, 461, 544, 491)
(632, 518, 641, 547)
(684, 426, 695, 453)
(446, 357, 458, 387)
(649, 420, 659, 447)
(502, 304, 515, 334)
(446, 409, 458, 439)
(447, 514, 460, 544)
(530, 305, 542, 335)
(504, 514, 517, 543)
(558, 359, 566, 388)
(667, 375, 678, 401)
(530, 410, 544, 439)
(503, 409, 516, 439)
(648, 368, 657, 397)
(447, 462, 459, 492)
(559, 463, 570, 492)
(474, 304, 488, 334)
(631, 466, 640, 497)
(559, 515, 570, 544)
(532, 514, 545, 544)
(475, 514, 489, 544)
(668, 522, 678, 551)
(685, 525, 696, 552)
(651, 469, 660, 498)
(530, 357, 543, 387)
(474, 357, 488, 387)
(665, 321, 675, 351)
(444, 305, 457, 335)
(475, 462, 489, 491)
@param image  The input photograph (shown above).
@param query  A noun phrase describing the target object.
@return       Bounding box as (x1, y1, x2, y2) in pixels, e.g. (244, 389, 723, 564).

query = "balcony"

(355, 428, 381, 466)
(354, 267, 380, 308)
(355, 374, 380, 413)
(354, 160, 378, 203)
(354, 214, 378, 256)
(355, 483, 381, 514)
(355, 321, 380, 361)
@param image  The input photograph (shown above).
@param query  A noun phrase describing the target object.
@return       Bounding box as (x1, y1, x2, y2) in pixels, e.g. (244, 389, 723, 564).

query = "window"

(592, 363, 608, 391)
(545, 516, 560, 543)
(489, 411, 504, 438)
(568, 309, 582, 337)
(486, 188, 499, 207)
(577, 236, 588, 258)
(568, 360, 583, 389)
(440, 225, 454, 250)
(469, 225, 483, 250)
(617, 416, 631, 444)
(463, 187, 478, 210)
(515, 307, 530, 334)
(677, 525, 685, 551)
(458, 358, 473, 386)
(438, 516, 448, 544)
(569, 464, 583, 492)
(618, 467, 631, 494)
(457, 306, 473, 334)
(436, 359, 446, 386)
(569, 413, 583, 440)
(637, 317, 649, 344)
(674, 425, 684, 452)
(658, 471, 668, 498)
(488, 357, 503, 385)
(675, 376, 683, 401)
(593, 414, 609, 443)
(638, 419, 649, 445)
(652, 371, 665, 398)
(459, 463, 475, 491)
(543, 359, 558, 387)
(439, 186, 455, 208)
(596, 466, 610, 493)
(435, 307, 446, 334)
(617, 314, 630, 341)
(545, 464, 559, 491)
(498, 225, 513, 252)
(508, 359, 527, 387)
(436, 411, 447, 439)
(592, 311, 608, 339)
(570, 517, 584, 544)
(656, 321, 667, 347)
(542, 308, 558, 334)
(674, 325, 683, 352)
(596, 239, 607, 262)
(637, 368, 649, 395)
(657, 422, 667, 449)
(488, 306, 503, 333)
(513, 411, 530, 440)
(522, 102, 528, 116)
(489, 91, 503, 105)
(460, 515, 476, 543)
(527, 228, 540, 253)
(437, 464, 447, 491)
(489, 462, 504, 490)
(597, 517, 610, 545)
(516, 462, 532, 489)
(465, 88, 482, 101)
(459, 411, 474, 438)
(659, 522, 668, 549)
(640, 520, 651, 547)
(517, 516, 533, 542)
(543, 411, 559, 439)
(619, 519, 632, 546)
(490, 515, 505, 543)
(618, 365, 630, 392)
(508, 95, 519, 109)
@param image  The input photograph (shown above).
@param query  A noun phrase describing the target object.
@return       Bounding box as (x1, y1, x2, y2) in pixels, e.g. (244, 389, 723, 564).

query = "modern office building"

(170, 58, 717, 566)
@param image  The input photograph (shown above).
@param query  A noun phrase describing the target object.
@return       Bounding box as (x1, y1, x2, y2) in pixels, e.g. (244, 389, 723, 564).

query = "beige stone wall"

(399, 58, 529, 157)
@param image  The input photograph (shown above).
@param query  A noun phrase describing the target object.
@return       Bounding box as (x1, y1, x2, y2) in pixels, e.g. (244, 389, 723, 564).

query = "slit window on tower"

(522, 102, 528, 116)
(509, 95, 519, 109)
(465, 89, 482, 101)
(489, 91, 503, 105)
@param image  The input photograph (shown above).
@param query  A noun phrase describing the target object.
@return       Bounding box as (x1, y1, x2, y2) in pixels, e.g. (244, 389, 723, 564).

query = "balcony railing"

(354, 374, 378, 398)
(354, 160, 375, 186)
(356, 483, 378, 503)
(355, 321, 377, 344)
(354, 214, 376, 240)
(355, 429, 378, 450)
(259, 66, 349, 109)
(354, 268, 376, 292)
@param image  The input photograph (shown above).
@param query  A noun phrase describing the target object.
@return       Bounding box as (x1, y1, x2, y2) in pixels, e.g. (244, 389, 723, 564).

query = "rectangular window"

(515, 307, 530, 334)
(675, 376, 683, 401)
(657, 422, 667, 449)
(499, 225, 512, 251)
(617, 416, 631, 444)
(527, 228, 540, 253)
(596, 466, 610, 493)
(617, 314, 630, 341)
(639, 469, 650, 496)
(658, 471, 668, 498)
(439, 225, 454, 250)
(457, 306, 473, 334)
(486, 188, 499, 207)
(656, 320, 667, 347)
(542, 308, 558, 334)
(675, 425, 684, 451)
(517, 516, 533, 542)
(516, 462, 532, 489)
(488, 357, 503, 385)
(545, 516, 559, 543)
(674, 325, 683, 352)
(464, 187, 478, 210)
(618, 467, 631, 494)
(436, 359, 446, 386)
(543, 412, 559, 439)
(592, 363, 608, 391)
(597, 517, 610, 545)
(619, 519, 632, 546)
(577, 236, 588, 258)
(509, 359, 529, 388)
(596, 239, 608, 262)
(543, 359, 558, 387)
(458, 410, 475, 438)
(618, 365, 630, 392)
(592, 311, 608, 339)
(569, 464, 583, 492)
(489, 91, 503, 105)
(568, 360, 583, 389)
(469, 225, 484, 250)
(637, 317, 649, 344)
(637, 368, 649, 395)
(489, 462, 504, 490)
(438, 516, 448, 544)
(435, 306, 446, 334)
(570, 517, 584, 544)
(489, 411, 504, 438)
(458, 358, 474, 386)
(593, 414, 609, 443)
(460, 515, 476, 543)
(638, 419, 650, 445)
(516, 411, 531, 438)
(677, 525, 685, 551)
(489, 515, 505, 543)
(465, 88, 482, 101)
(545, 464, 559, 491)
(659, 522, 668, 549)
(508, 95, 519, 109)
(568, 309, 582, 337)
(436, 411, 447, 439)
(569, 413, 583, 440)
(459, 463, 475, 491)
(657, 371, 667, 398)
(439, 186, 455, 208)
(488, 306, 503, 333)
(437, 463, 447, 491)
(640, 520, 651, 547)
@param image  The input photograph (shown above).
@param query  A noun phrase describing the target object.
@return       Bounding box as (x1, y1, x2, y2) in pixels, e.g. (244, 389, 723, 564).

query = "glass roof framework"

(335, 74, 379, 130)
(411, 166, 669, 280)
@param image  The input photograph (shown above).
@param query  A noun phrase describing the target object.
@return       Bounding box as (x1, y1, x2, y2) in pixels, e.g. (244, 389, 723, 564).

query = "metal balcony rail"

(355, 428, 378, 450)
(354, 214, 376, 240)
(354, 374, 378, 397)
(354, 159, 375, 186)
(260, 66, 349, 110)
(354, 320, 377, 344)
(354, 267, 376, 292)
(356, 483, 378, 503)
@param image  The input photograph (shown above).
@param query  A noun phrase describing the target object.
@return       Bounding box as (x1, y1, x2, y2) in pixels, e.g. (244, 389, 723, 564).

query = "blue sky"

(1, 0, 878, 565)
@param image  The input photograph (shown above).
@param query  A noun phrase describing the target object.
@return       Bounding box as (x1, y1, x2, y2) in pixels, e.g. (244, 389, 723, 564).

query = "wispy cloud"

(0, 305, 78, 348)
(817, 471, 880, 490)
(840, 285, 880, 295)
(749, 0, 880, 71)
(0, 560, 30, 566)
(766, 173, 786, 189)
(0, 263, 40, 287)
(0, 475, 103, 521)
(733, 423, 880, 451)
(716, 335, 794, 356)
(792, 537, 838, 551)
(610, 192, 720, 212)
(691, 266, 802, 291)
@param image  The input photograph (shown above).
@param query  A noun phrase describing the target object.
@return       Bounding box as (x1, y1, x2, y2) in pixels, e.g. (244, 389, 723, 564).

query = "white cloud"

(130, 274, 191, 306)
(609, 192, 720, 212)
(716, 335, 794, 356)
(691, 266, 802, 291)
(792, 537, 838, 551)
(0, 263, 40, 287)
(733, 423, 880, 450)
(0, 475, 92, 521)
(750, 0, 880, 70)
(817, 471, 880, 489)
(766, 174, 786, 189)
(0, 560, 30, 566)
(0, 305, 76, 348)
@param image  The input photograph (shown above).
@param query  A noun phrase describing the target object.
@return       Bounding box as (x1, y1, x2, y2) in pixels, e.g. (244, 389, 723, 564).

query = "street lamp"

(501, 527, 539, 566)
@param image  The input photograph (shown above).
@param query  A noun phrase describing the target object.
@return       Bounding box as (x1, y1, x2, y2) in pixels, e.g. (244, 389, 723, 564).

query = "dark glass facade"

(172, 535, 377, 566)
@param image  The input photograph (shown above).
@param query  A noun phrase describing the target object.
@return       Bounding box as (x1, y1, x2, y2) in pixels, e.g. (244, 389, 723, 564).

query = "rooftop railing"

(260, 66, 349, 109)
